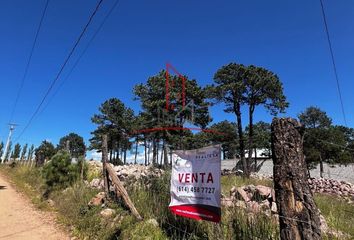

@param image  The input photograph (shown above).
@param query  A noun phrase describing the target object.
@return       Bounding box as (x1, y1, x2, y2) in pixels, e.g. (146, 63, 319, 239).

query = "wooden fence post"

(271, 118, 321, 240)
(105, 163, 142, 220)
(101, 134, 142, 220)
(102, 135, 110, 195)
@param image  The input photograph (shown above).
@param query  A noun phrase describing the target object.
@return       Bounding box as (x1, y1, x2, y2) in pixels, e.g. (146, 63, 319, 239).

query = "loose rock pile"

(308, 177, 354, 198)
(222, 168, 354, 199)
(222, 185, 277, 217)
(222, 184, 348, 238)
(112, 164, 164, 183)
(89, 163, 164, 189)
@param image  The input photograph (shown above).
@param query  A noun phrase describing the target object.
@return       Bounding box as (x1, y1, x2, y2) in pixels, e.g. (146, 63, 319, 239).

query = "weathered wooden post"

(102, 135, 110, 195)
(271, 118, 321, 240)
(101, 134, 142, 220)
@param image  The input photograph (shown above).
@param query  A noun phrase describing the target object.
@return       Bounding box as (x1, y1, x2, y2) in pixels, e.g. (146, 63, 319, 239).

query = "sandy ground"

(0, 173, 69, 240)
(222, 159, 354, 183)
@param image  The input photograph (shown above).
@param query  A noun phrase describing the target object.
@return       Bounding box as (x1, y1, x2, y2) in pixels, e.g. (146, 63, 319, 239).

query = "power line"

(15, 0, 105, 142)
(9, 0, 50, 122)
(38, 0, 121, 117)
(319, 0, 348, 127)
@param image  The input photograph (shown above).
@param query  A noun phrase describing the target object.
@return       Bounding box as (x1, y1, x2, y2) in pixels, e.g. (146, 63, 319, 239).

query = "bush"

(42, 150, 81, 194)
(52, 183, 120, 239)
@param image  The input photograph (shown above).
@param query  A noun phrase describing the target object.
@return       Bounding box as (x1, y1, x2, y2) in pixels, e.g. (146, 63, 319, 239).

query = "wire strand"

(319, 0, 348, 127)
(15, 0, 105, 142)
(37, 0, 121, 117)
(9, 0, 50, 122)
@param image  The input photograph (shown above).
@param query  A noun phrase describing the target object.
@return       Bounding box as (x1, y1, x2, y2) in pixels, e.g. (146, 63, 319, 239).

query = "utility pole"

(1, 123, 17, 163)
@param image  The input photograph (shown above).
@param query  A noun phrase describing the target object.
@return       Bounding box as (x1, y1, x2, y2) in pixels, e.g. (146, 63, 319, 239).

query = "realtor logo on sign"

(169, 145, 221, 222)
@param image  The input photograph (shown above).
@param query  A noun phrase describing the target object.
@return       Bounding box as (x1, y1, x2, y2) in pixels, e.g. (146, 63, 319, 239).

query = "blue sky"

(0, 0, 353, 155)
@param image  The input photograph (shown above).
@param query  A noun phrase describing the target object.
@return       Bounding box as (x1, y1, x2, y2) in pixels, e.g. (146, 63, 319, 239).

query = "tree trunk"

(102, 135, 110, 195)
(247, 106, 254, 173)
(148, 141, 151, 165)
(123, 149, 127, 164)
(170, 149, 173, 165)
(152, 139, 156, 165)
(163, 143, 168, 167)
(254, 147, 257, 172)
(144, 138, 147, 166)
(160, 140, 164, 165)
(319, 155, 323, 178)
(156, 140, 159, 165)
(134, 137, 138, 164)
(271, 118, 321, 240)
(234, 102, 248, 176)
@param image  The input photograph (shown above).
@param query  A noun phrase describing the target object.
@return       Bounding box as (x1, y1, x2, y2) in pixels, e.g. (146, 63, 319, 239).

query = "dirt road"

(0, 173, 68, 240)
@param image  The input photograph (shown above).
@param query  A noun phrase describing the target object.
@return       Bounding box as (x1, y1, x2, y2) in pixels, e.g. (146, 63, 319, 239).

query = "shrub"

(42, 150, 81, 194)
(52, 183, 119, 239)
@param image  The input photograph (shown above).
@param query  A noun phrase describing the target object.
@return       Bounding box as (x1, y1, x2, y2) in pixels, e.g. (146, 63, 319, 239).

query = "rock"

(271, 189, 276, 202)
(46, 199, 55, 207)
(90, 178, 103, 189)
(234, 200, 247, 209)
(244, 184, 256, 192)
(147, 218, 159, 227)
(230, 186, 237, 196)
(256, 185, 272, 197)
(88, 192, 106, 206)
(246, 201, 261, 213)
(100, 208, 116, 218)
(235, 187, 250, 202)
(253, 185, 272, 201)
(259, 200, 270, 210)
(271, 202, 277, 213)
(221, 197, 234, 207)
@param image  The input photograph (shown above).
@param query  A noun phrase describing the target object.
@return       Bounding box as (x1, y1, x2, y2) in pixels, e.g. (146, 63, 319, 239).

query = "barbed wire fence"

(100, 118, 354, 239)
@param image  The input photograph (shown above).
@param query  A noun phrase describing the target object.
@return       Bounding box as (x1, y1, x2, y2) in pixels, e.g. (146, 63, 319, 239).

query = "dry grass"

(2, 164, 353, 239)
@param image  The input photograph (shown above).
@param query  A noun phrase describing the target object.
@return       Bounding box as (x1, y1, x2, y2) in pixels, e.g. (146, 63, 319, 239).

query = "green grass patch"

(220, 174, 273, 195)
(315, 194, 354, 238)
(52, 183, 122, 239)
(2, 164, 354, 239)
(120, 219, 168, 240)
(129, 171, 279, 239)
(0, 164, 50, 210)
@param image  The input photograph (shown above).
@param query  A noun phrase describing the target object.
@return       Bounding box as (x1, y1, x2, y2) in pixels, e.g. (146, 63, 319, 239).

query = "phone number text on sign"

(176, 186, 216, 194)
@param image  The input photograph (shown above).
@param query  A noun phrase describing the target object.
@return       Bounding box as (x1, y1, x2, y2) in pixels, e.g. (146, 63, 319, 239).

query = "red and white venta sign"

(169, 145, 221, 222)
